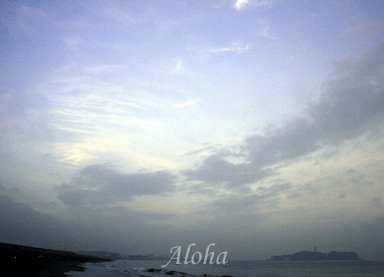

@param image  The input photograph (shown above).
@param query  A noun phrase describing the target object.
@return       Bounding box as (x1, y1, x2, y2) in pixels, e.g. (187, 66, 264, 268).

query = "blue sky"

(1, 0, 384, 260)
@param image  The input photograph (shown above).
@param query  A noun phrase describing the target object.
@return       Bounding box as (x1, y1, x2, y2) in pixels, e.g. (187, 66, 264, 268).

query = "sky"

(1, 0, 384, 260)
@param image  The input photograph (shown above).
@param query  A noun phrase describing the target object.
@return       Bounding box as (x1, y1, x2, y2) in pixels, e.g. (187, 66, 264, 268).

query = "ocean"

(67, 259, 384, 277)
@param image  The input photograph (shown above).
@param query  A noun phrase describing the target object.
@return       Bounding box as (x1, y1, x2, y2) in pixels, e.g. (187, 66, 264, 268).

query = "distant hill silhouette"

(0, 242, 111, 275)
(268, 250, 361, 261)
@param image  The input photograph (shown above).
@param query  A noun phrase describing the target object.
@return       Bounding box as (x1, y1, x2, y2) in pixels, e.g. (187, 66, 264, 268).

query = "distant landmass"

(268, 250, 361, 261)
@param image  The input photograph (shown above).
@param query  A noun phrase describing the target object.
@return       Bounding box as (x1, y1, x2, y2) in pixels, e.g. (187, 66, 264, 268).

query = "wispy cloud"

(85, 1, 137, 26)
(62, 36, 85, 50)
(82, 64, 127, 76)
(43, 63, 192, 135)
(258, 24, 274, 39)
(234, 0, 274, 11)
(33, 62, 198, 169)
(16, 4, 48, 32)
(170, 60, 183, 74)
(210, 43, 250, 54)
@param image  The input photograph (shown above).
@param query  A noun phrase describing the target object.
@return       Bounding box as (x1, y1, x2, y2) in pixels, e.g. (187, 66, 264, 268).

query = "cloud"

(0, 193, 178, 254)
(83, 64, 126, 76)
(58, 164, 176, 207)
(347, 19, 384, 46)
(206, 182, 292, 214)
(85, 1, 137, 26)
(0, 194, 67, 249)
(184, 41, 384, 189)
(62, 36, 86, 50)
(258, 24, 273, 39)
(16, 4, 48, 32)
(234, 0, 249, 10)
(234, 0, 274, 11)
(39, 63, 197, 166)
(183, 153, 275, 188)
(170, 60, 183, 74)
(173, 99, 198, 108)
(0, 181, 20, 194)
(210, 43, 250, 54)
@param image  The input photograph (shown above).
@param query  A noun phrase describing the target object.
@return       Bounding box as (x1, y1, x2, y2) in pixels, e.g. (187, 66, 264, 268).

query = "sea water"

(67, 259, 384, 277)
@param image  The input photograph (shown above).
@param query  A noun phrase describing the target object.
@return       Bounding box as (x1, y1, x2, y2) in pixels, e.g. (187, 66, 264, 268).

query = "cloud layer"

(58, 164, 175, 207)
(1, 0, 384, 261)
(185, 42, 384, 189)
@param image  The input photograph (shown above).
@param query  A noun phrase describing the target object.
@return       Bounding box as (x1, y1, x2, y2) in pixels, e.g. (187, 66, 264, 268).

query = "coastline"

(1, 260, 88, 277)
(0, 242, 111, 277)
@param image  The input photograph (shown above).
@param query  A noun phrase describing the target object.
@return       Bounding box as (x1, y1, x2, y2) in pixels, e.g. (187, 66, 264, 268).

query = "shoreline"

(0, 242, 111, 277)
(1, 260, 88, 277)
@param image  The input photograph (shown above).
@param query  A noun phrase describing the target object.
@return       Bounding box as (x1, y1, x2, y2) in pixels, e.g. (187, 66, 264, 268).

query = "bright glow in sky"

(1, 0, 384, 260)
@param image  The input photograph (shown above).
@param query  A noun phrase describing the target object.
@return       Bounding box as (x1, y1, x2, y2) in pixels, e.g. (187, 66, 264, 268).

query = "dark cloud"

(0, 194, 179, 255)
(371, 197, 383, 209)
(2, 193, 384, 260)
(0, 194, 68, 249)
(345, 169, 374, 187)
(183, 153, 275, 188)
(184, 42, 384, 188)
(0, 181, 20, 194)
(182, 144, 221, 156)
(58, 164, 176, 207)
(205, 182, 292, 214)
